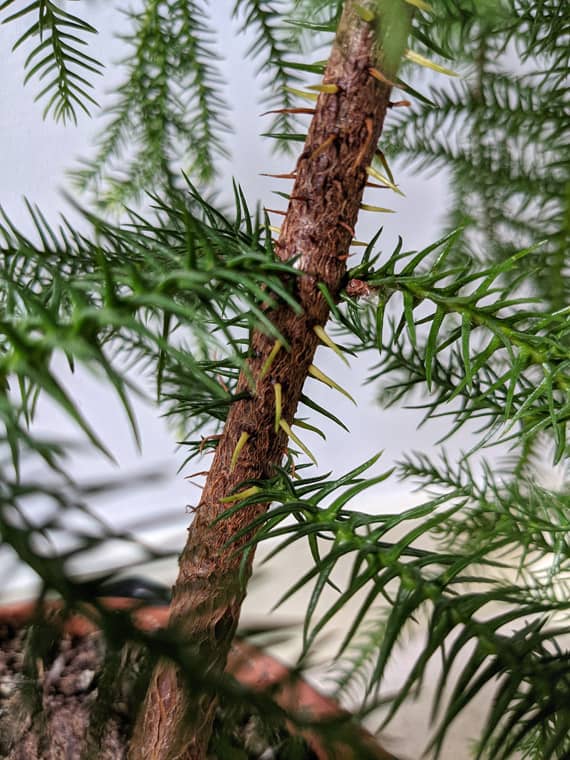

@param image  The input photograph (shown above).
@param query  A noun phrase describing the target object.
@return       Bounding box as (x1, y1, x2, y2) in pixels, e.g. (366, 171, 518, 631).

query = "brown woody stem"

(129, 3, 408, 758)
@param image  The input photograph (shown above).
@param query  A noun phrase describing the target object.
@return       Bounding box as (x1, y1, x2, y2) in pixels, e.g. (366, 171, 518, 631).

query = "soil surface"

(0, 619, 317, 760)
(0, 620, 127, 759)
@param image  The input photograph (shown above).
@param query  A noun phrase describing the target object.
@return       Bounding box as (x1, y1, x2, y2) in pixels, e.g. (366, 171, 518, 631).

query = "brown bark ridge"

(129, 2, 409, 758)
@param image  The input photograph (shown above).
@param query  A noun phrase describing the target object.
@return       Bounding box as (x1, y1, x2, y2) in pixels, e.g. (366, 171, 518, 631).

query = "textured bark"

(129, 3, 406, 758)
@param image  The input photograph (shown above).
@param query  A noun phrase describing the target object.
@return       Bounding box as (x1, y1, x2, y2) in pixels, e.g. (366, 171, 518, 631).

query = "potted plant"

(1, 0, 568, 758)
(0, 580, 397, 759)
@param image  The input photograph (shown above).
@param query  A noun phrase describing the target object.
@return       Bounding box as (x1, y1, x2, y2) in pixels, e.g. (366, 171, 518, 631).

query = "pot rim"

(0, 597, 398, 760)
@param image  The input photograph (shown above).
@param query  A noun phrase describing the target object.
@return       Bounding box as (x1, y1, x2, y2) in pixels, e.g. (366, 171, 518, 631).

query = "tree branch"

(129, 3, 409, 758)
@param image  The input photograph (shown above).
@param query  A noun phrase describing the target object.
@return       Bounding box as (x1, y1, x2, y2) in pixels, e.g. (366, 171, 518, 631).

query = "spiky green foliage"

(383, 0, 570, 309)
(288, 0, 343, 31)
(337, 231, 570, 460)
(71, 0, 312, 206)
(217, 448, 570, 759)
(0, 0, 102, 122)
(234, 0, 307, 150)
(0, 183, 300, 475)
(1, 1, 570, 759)
(71, 0, 230, 206)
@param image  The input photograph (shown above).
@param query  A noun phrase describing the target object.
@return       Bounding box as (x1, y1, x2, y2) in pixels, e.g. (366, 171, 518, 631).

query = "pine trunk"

(129, 2, 409, 758)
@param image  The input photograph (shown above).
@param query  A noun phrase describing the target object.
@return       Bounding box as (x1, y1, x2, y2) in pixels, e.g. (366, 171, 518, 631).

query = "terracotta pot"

(0, 597, 397, 760)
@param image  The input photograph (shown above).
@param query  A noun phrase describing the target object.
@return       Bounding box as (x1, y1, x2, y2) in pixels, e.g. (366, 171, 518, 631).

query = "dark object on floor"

(97, 576, 171, 606)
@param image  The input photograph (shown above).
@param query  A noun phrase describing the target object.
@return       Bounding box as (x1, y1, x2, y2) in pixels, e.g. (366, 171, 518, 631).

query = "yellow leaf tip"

(220, 485, 260, 504)
(313, 325, 350, 366)
(354, 4, 375, 22)
(274, 382, 282, 433)
(279, 419, 318, 466)
(307, 83, 339, 94)
(229, 431, 250, 473)
(405, 49, 459, 77)
(308, 365, 356, 405)
(259, 339, 283, 381)
(360, 204, 395, 213)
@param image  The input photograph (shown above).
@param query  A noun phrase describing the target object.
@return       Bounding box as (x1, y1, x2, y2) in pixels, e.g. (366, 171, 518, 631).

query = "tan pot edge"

(0, 599, 399, 760)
